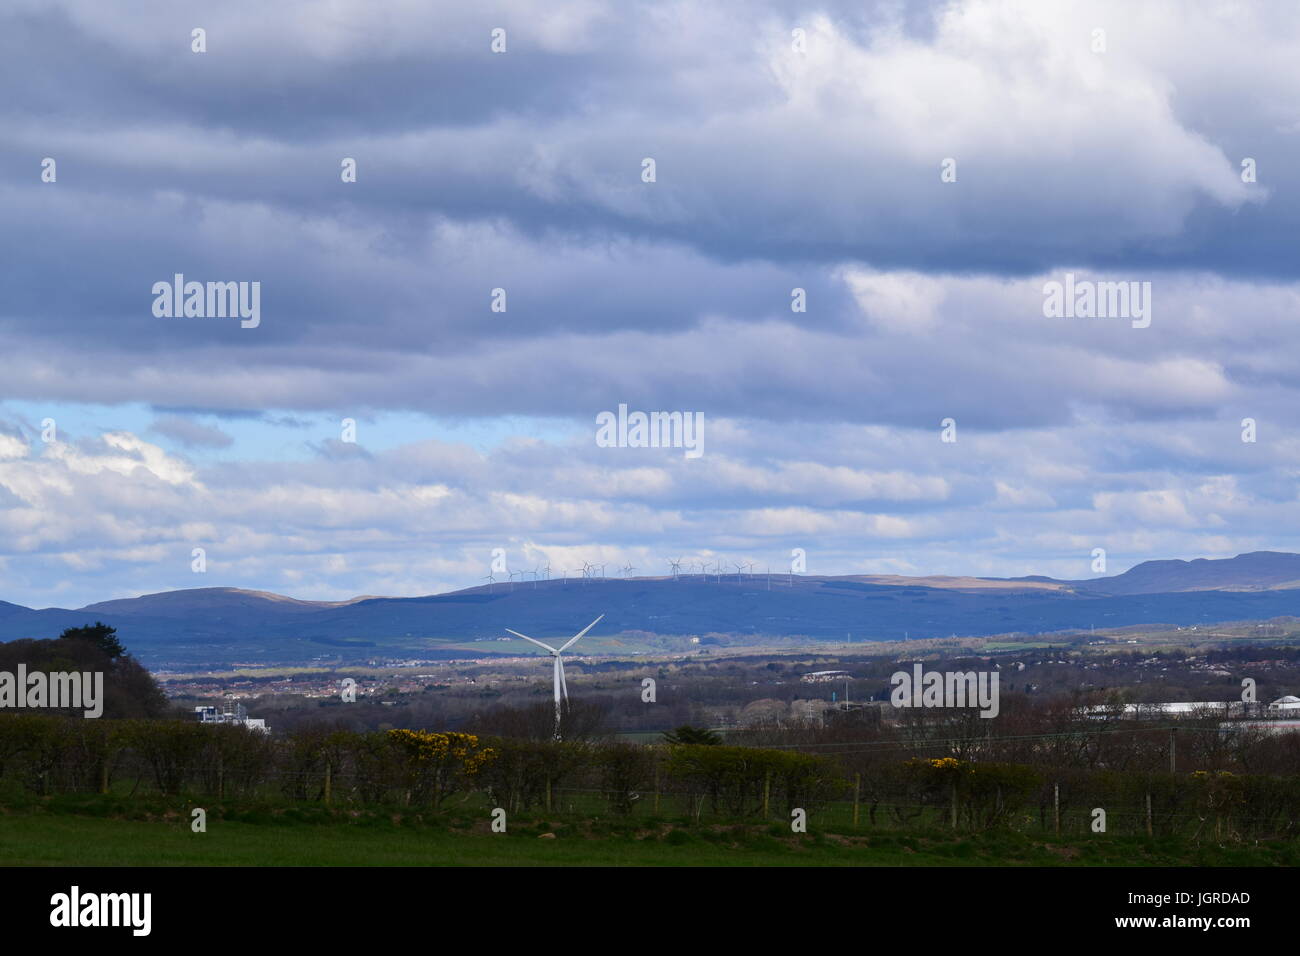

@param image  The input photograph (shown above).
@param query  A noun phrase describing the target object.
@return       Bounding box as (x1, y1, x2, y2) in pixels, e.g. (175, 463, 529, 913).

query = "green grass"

(2, 797, 1297, 866)
(0, 811, 919, 866)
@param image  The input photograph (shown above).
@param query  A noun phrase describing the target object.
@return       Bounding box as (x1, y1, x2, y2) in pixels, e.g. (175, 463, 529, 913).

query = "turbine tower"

(505, 615, 605, 739)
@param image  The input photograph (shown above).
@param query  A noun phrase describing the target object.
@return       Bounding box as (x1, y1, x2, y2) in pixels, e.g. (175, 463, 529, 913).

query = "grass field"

(3, 796, 1297, 866)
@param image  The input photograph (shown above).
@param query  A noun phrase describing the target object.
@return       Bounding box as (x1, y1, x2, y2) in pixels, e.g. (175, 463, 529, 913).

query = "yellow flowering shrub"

(386, 729, 497, 806)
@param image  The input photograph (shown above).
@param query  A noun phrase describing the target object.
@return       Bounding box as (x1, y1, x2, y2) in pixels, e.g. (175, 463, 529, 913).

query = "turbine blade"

(506, 629, 558, 653)
(559, 614, 604, 652)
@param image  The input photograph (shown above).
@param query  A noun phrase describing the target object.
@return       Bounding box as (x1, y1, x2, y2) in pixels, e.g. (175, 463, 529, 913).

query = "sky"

(3, 0, 1300, 609)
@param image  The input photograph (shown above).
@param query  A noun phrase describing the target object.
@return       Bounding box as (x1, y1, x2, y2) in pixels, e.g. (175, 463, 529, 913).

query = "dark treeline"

(5, 691, 1300, 841)
(0, 623, 168, 719)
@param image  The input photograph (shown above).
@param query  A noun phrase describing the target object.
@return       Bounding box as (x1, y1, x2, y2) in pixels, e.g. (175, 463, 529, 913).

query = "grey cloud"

(1, 0, 1298, 607)
(149, 415, 234, 448)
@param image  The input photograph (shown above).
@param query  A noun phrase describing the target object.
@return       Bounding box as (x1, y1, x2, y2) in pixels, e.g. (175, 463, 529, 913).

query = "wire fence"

(2, 713, 1295, 841)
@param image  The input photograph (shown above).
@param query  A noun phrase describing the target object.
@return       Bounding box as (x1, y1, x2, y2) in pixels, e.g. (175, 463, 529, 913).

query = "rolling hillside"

(5, 552, 1300, 667)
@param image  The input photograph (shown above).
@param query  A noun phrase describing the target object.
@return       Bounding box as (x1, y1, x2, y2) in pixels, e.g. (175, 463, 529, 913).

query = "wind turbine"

(483, 571, 496, 592)
(505, 615, 605, 739)
(622, 561, 636, 577)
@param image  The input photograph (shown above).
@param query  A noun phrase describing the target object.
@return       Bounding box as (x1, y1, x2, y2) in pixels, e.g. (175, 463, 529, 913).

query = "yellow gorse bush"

(386, 729, 497, 775)
(904, 756, 969, 774)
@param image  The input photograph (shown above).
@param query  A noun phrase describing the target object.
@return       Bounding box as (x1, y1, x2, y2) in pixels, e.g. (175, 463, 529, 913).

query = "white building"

(801, 669, 851, 683)
(194, 703, 270, 733)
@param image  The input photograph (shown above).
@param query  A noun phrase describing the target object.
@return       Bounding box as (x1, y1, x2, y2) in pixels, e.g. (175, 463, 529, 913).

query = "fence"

(1, 715, 1297, 841)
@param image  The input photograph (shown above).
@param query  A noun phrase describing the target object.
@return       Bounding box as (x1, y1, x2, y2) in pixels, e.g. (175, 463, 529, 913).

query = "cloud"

(0, 415, 1292, 608)
(149, 415, 234, 448)
(0, 0, 1296, 606)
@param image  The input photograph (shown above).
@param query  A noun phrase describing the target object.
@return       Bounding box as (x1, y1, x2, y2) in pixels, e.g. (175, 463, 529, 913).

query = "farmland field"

(1, 798, 1296, 867)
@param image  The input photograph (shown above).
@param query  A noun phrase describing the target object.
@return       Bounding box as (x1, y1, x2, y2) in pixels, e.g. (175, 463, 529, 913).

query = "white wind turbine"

(505, 615, 605, 739)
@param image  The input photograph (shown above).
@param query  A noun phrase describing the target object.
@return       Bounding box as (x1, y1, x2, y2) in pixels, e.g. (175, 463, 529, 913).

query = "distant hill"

(1070, 551, 1300, 595)
(4, 553, 1300, 668)
(80, 587, 375, 618)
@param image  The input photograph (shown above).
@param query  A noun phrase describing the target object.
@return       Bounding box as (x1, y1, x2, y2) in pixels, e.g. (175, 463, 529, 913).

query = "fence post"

(1053, 782, 1060, 835)
(853, 773, 861, 828)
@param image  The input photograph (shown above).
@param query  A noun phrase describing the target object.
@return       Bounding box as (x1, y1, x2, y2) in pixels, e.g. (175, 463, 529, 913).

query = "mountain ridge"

(6, 552, 1300, 668)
